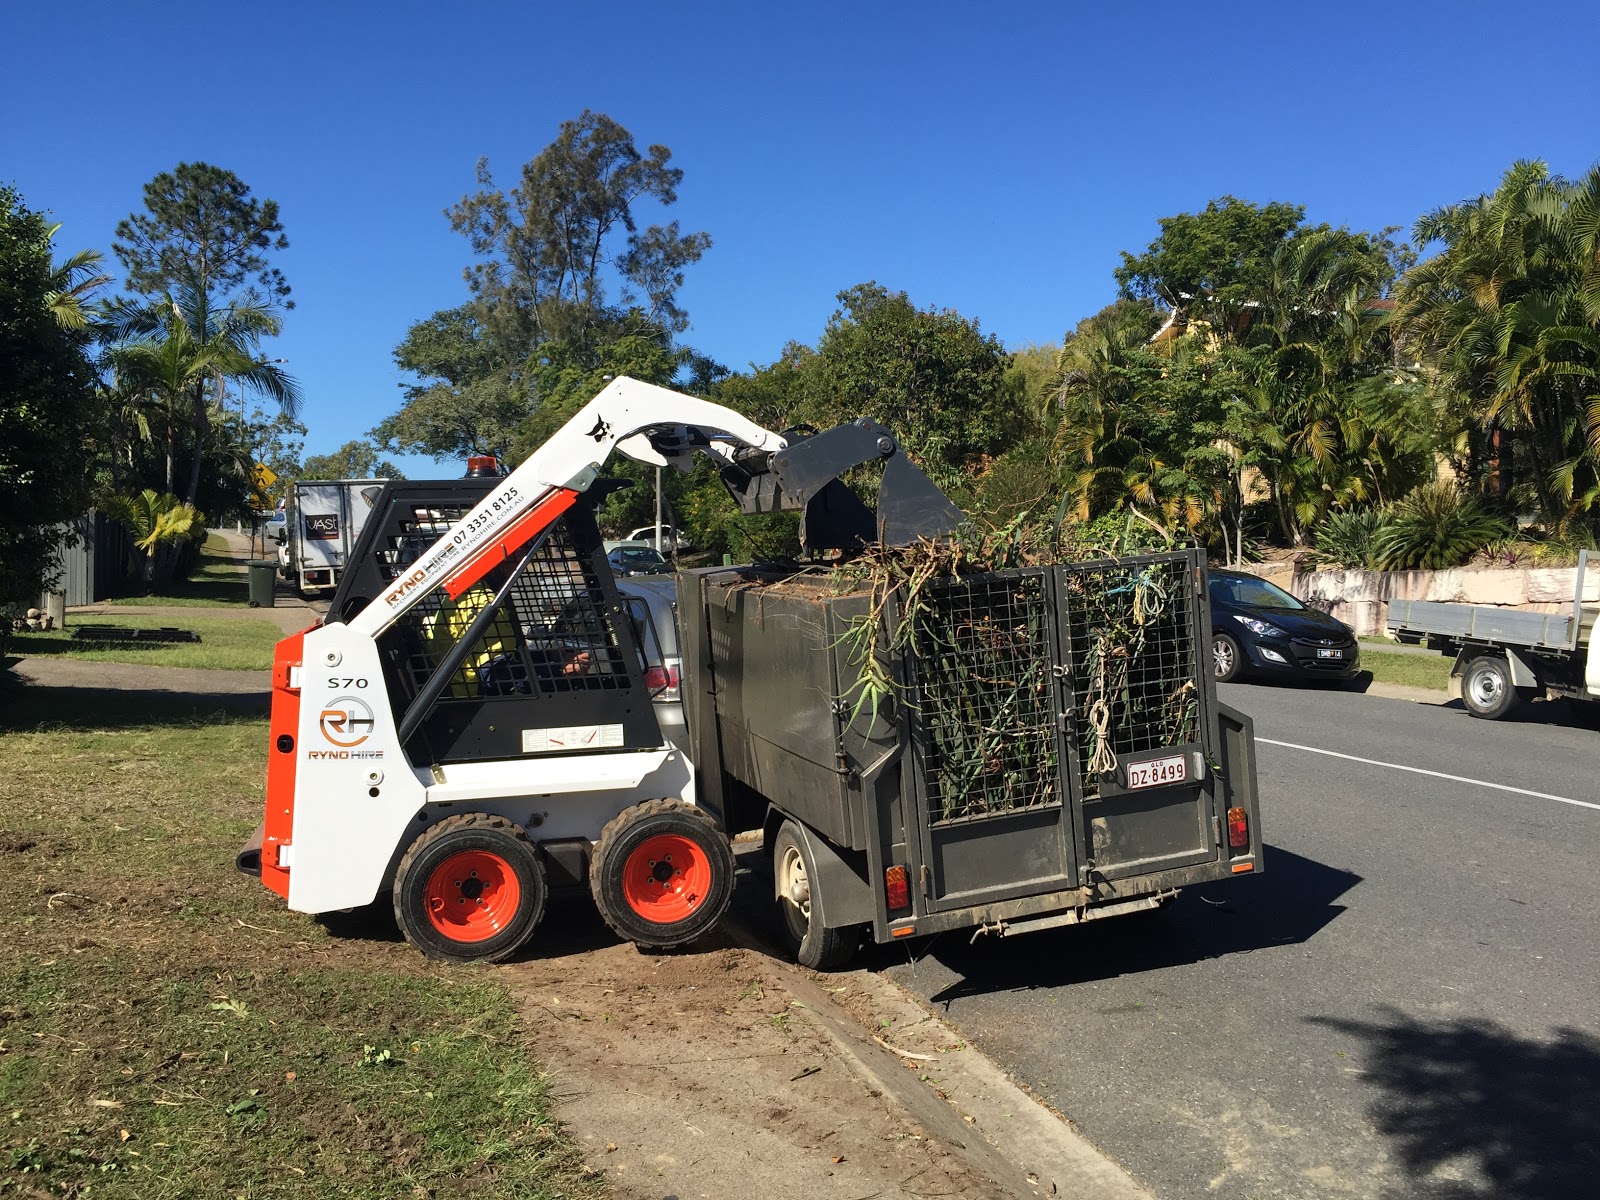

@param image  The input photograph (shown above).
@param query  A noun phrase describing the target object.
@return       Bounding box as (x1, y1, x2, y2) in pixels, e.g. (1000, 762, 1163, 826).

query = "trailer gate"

(906, 550, 1218, 909)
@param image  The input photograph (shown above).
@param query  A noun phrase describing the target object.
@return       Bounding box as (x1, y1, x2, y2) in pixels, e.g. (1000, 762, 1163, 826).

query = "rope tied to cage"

(1086, 638, 1118, 776)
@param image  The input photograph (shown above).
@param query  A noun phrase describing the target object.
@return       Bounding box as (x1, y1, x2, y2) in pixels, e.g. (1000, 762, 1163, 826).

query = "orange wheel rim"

(423, 849, 521, 943)
(621, 833, 710, 924)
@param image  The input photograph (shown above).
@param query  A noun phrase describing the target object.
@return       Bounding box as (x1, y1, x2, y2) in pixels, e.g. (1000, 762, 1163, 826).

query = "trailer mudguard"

(1450, 645, 1539, 689)
(776, 817, 875, 929)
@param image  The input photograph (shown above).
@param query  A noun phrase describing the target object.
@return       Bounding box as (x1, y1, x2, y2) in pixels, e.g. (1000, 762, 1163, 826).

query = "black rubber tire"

(772, 820, 861, 971)
(393, 812, 546, 963)
(1212, 633, 1244, 682)
(1462, 655, 1519, 720)
(589, 799, 735, 950)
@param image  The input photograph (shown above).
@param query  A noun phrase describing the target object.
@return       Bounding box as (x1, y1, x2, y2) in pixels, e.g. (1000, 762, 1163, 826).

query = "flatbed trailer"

(1387, 550, 1600, 719)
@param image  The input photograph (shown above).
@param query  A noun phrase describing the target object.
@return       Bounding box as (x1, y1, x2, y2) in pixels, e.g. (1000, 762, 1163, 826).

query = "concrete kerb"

(773, 959, 1154, 1200)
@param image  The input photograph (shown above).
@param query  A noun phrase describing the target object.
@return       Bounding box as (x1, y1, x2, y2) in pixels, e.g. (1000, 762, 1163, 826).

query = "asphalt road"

(881, 683, 1600, 1200)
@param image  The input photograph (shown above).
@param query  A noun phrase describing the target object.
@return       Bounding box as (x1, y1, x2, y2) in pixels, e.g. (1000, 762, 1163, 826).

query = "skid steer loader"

(237, 377, 962, 962)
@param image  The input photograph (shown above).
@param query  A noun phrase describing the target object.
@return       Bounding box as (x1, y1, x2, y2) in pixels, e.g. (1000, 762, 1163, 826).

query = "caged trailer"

(237, 377, 1263, 966)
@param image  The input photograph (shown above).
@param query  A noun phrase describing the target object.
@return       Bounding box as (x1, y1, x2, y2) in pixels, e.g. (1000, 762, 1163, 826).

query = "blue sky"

(5, 1, 1599, 474)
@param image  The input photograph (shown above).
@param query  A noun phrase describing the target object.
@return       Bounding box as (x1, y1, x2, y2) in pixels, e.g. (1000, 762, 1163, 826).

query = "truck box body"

(285, 480, 386, 593)
(679, 547, 1263, 944)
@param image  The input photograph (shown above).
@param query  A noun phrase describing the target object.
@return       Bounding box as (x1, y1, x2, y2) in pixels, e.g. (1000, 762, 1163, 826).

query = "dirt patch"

(502, 902, 1007, 1200)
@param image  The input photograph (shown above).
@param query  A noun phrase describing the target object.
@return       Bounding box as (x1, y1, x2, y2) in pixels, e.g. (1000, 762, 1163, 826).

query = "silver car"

(616, 577, 684, 751)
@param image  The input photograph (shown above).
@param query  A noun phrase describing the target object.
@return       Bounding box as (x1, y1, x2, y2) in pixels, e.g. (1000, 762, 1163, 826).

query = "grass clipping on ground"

(0, 693, 594, 1199)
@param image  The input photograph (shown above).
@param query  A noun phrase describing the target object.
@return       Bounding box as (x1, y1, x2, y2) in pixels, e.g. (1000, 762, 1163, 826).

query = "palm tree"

(105, 282, 299, 504)
(1396, 160, 1600, 531)
(101, 488, 205, 589)
(43, 235, 114, 333)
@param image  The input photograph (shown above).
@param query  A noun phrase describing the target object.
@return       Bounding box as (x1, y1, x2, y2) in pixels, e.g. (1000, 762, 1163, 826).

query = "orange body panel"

(261, 628, 310, 899)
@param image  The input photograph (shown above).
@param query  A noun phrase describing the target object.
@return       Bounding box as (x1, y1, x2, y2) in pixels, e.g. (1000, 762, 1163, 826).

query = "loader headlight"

(1233, 615, 1286, 639)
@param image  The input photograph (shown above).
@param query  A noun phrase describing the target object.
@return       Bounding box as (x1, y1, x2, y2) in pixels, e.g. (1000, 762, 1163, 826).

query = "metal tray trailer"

(1387, 550, 1600, 720)
(679, 548, 1264, 968)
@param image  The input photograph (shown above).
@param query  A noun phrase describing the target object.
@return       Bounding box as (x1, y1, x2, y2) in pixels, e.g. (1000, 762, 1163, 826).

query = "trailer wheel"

(1462, 654, 1519, 720)
(589, 800, 734, 950)
(773, 821, 861, 971)
(393, 813, 546, 963)
(1212, 633, 1243, 682)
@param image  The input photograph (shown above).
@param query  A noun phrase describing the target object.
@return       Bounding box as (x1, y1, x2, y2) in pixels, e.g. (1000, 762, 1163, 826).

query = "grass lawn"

(11, 614, 281, 671)
(0, 689, 593, 1199)
(1363, 649, 1453, 691)
(105, 534, 251, 608)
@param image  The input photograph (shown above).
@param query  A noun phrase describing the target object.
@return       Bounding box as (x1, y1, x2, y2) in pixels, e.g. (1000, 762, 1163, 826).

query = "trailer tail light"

(884, 865, 911, 913)
(644, 664, 680, 701)
(1227, 806, 1250, 851)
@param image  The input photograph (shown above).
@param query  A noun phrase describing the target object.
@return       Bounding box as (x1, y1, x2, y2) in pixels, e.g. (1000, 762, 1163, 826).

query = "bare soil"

(502, 898, 1008, 1200)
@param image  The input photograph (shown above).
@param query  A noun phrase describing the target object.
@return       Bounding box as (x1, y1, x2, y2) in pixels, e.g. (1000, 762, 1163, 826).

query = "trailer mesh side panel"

(911, 572, 1058, 824)
(377, 510, 631, 701)
(1059, 557, 1200, 800)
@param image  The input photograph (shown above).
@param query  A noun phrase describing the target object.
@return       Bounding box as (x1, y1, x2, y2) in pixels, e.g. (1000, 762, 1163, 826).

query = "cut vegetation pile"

(755, 518, 1204, 821)
(0, 691, 594, 1199)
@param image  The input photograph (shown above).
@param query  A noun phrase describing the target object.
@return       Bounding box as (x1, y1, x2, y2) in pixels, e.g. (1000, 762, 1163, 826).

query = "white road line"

(1256, 737, 1600, 813)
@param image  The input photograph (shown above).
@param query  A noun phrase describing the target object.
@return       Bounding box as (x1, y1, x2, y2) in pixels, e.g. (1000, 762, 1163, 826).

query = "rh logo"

(319, 696, 375, 748)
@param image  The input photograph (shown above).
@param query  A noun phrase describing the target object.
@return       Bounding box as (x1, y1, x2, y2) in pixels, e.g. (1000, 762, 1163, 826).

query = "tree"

(1396, 160, 1600, 530)
(102, 489, 205, 589)
(448, 110, 710, 348)
(300, 441, 405, 481)
(1116, 197, 1306, 312)
(797, 283, 1018, 488)
(105, 285, 299, 503)
(114, 162, 291, 310)
(374, 305, 526, 461)
(44, 239, 113, 333)
(0, 188, 102, 620)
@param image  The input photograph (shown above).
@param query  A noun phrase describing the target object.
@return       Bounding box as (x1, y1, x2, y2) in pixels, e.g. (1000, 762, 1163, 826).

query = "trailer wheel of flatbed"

(393, 812, 547, 962)
(1462, 654, 1521, 720)
(589, 799, 735, 950)
(773, 820, 862, 971)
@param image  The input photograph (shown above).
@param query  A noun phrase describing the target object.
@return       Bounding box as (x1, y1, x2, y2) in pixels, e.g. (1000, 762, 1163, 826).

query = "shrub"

(1370, 483, 1511, 571)
(1311, 508, 1386, 569)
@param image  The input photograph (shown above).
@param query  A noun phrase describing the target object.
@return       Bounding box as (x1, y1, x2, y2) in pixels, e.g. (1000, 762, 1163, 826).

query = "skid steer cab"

(237, 377, 961, 962)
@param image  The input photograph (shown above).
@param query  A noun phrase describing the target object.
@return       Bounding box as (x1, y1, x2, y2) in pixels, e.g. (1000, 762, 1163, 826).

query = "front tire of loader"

(773, 820, 861, 971)
(589, 800, 734, 950)
(393, 813, 547, 963)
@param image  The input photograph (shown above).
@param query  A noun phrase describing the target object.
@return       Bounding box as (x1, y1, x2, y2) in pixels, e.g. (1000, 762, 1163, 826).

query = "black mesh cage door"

(358, 487, 661, 766)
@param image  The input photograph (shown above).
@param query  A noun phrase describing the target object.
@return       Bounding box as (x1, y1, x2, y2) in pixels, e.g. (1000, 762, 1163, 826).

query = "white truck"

(278, 479, 386, 595)
(1387, 551, 1600, 719)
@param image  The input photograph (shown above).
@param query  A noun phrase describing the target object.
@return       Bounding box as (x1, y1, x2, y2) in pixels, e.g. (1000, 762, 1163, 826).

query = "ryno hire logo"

(319, 696, 375, 748)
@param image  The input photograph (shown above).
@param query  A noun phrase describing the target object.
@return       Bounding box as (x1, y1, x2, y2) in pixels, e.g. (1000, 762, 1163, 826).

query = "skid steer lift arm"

(343, 377, 962, 640)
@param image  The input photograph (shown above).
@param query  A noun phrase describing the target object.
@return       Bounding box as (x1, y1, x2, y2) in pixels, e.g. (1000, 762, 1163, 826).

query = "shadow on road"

(878, 843, 1359, 1004)
(1313, 1007, 1600, 1199)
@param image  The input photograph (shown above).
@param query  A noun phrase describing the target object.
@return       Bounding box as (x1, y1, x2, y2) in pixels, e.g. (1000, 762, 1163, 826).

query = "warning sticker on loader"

(521, 724, 625, 754)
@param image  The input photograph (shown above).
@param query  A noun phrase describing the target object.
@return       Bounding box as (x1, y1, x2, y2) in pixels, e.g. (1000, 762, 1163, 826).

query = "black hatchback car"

(1208, 569, 1360, 683)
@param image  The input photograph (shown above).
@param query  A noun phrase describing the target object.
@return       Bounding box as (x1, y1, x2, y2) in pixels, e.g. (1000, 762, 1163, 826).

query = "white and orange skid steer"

(237, 377, 961, 962)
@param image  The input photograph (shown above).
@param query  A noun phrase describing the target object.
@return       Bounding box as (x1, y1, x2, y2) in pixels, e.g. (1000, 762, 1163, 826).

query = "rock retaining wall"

(1235, 561, 1600, 637)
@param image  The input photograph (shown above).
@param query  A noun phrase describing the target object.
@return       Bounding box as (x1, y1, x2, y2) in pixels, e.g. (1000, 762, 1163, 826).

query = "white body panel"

(284, 582, 697, 914)
(1587, 633, 1600, 696)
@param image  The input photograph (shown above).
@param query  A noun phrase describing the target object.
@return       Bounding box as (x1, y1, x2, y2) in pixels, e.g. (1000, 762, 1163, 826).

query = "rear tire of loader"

(773, 821, 861, 971)
(393, 813, 547, 963)
(590, 800, 734, 950)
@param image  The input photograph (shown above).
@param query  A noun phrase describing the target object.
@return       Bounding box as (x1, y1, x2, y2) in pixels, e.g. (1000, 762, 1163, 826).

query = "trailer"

(278, 479, 387, 594)
(238, 377, 1263, 967)
(1387, 550, 1600, 719)
(678, 550, 1263, 968)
